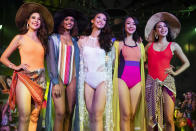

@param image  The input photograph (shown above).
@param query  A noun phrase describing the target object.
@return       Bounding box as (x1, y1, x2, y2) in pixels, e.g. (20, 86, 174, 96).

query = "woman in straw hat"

(145, 12, 190, 131)
(0, 2, 53, 131)
(74, 11, 119, 131)
(46, 8, 87, 131)
(114, 16, 146, 131)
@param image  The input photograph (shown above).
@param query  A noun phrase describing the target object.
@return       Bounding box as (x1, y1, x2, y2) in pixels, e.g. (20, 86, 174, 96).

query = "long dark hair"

(19, 12, 49, 54)
(120, 16, 141, 42)
(154, 21, 173, 42)
(83, 11, 112, 53)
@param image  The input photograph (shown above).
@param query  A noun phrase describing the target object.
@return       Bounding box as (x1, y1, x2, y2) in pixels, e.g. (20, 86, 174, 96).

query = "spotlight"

(195, 28, 196, 32)
(0, 25, 2, 30)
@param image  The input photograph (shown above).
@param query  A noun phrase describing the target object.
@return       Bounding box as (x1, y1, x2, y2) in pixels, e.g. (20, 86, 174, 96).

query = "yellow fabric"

(113, 41, 146, 131)
(113, 41, 120, 131)
(134, 43, 146, 131)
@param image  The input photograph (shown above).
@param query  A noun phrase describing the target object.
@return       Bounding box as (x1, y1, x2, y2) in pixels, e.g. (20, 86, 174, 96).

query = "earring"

(155, 33, 158, 39)
(27, 24, 29, 29)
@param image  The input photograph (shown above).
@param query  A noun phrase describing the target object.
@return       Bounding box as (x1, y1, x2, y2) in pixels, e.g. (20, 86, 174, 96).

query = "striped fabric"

(58, 43, 74, 85)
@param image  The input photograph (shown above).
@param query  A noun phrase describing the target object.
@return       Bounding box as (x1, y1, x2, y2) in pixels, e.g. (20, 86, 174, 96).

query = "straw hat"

(54, 8, 88, 34)
(145, 12, 181, 42)
(15, 2, 54, 33)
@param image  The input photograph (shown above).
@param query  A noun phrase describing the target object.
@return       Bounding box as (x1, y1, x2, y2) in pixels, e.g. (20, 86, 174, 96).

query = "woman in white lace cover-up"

(75, 11, 117, 131)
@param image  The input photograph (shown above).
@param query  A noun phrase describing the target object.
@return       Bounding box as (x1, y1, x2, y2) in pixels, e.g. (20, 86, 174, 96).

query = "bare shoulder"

(10, 34, 23, 47)
(13, 34, 23, 41)
(78, 35, 88, 47)
(145, 42, 152, 51)
(171, 42, 182, 51)
(118, 41, 124, 49)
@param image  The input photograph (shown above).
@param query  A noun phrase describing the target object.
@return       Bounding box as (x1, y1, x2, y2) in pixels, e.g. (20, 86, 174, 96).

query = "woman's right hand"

(52, 84, 62, 98)
(14, 64, 30, 72)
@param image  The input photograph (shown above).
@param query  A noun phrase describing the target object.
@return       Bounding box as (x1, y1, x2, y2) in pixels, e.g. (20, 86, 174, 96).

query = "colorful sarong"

(145, 74, 176, 131)
(9, 69, 46, 131)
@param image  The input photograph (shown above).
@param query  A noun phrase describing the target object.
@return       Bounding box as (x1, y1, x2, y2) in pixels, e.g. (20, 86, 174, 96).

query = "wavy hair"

(83, 11, 112, 53)
(153, 21, 173, 42)
(57, 17, 78, 37)
(19, 11, 49, 54)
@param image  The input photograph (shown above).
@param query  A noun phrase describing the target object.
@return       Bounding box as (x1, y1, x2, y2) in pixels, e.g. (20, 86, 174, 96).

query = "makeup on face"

(28, 12, 41, 30)
(63, 16, 75, 30)
(125, 17, 136, 35)
(155, 21, 168, 37)
(92, 13, 107, 29)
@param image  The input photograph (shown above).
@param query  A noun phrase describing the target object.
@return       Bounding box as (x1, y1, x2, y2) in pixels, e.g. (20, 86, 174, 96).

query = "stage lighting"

(0, 25, 2, 30)
(195, 28, 196, 32)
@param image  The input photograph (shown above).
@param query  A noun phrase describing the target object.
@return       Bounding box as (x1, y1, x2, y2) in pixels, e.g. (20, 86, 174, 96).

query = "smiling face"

(91, 13, 107, 29)
(154, 21, 169, 38)
(27, 12, 41, 31)
(62, 16, 75, 30)
(125, 17, 136, 35)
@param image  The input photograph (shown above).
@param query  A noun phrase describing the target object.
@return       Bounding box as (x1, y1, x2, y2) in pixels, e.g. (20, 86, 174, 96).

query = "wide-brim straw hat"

(54, 8, 88, 34)
(145, 12, 181, 42)
(15, 2, 54, 34)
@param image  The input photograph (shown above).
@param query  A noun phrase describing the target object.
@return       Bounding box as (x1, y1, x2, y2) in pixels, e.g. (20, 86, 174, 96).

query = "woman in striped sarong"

(46, 9, 87, 131)
(0, 2, 53, 131)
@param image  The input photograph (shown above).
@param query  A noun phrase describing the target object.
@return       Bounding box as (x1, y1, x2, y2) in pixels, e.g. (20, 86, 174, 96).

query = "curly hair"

(83, 11, 112, 53)
(153, 21, 173, 42)
(120, 16, 141, 43)
(57, 17, 78, 37)
(19, 11, 49, 54)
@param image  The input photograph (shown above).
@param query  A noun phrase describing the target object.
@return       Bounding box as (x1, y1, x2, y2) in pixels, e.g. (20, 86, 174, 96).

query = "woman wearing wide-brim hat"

(46, 8, 87, 131)
(144, 12, 190, 131)
(0, 2, 53, 131)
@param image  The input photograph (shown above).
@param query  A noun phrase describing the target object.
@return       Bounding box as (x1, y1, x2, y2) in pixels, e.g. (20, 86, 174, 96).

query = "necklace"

(124, 40, 137, 48)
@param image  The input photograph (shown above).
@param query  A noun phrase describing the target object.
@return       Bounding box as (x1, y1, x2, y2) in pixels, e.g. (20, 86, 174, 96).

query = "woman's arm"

(166, 42, 190, 76)
(46, 36, 59, 85)
(0, 35, 29, 71)
(173, 42, 190, 76)
(144, 42, 151, 69)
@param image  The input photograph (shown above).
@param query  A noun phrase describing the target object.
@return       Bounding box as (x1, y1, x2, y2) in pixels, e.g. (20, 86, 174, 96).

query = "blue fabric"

(45, 34, 80, 131)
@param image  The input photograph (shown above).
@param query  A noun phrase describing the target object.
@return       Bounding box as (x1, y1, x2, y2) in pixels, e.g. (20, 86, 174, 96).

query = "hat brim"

(15, 2, 54, 33)
(145, 12, 181, 42)
(54, 9, 88, 34)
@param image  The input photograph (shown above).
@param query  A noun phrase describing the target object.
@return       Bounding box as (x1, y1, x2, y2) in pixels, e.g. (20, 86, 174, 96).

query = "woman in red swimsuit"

(145, 12, 190, 131)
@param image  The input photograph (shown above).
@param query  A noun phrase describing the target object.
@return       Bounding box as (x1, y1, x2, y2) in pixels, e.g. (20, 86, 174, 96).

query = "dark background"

(0, 0, 196, 100)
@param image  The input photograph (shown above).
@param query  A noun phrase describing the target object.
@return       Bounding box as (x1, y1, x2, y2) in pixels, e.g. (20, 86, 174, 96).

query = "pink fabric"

(121, 64, 141, 89)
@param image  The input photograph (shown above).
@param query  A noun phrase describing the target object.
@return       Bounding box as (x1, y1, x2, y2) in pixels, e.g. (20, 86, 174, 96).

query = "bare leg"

(52, 80, 66, 131)
(85, 82, 106, 131)
(118, 78, 131, 131)
(92, 82, 106, 131)
(64, 78, 76, 131)
(163, 88, 175, 131)
(84, 83, 95, 129)
(16, 80, 31, 131)
(129, 82, 142, 130)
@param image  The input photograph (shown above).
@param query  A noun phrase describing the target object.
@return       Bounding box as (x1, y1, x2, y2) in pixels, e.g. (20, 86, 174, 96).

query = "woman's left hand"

(165, 65, 176, 76)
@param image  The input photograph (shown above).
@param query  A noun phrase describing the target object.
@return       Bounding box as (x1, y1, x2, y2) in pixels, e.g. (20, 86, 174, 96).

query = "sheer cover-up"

(73, 36, 119, 131)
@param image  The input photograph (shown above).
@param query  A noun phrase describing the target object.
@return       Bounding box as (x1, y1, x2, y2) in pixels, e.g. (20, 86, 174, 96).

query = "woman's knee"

(19, 111, 31, 123)
(165, 115, 174, 125)
(121, 110, 133, 121)
(55, 108, 65, 120)
(92, 110, 104, 122)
